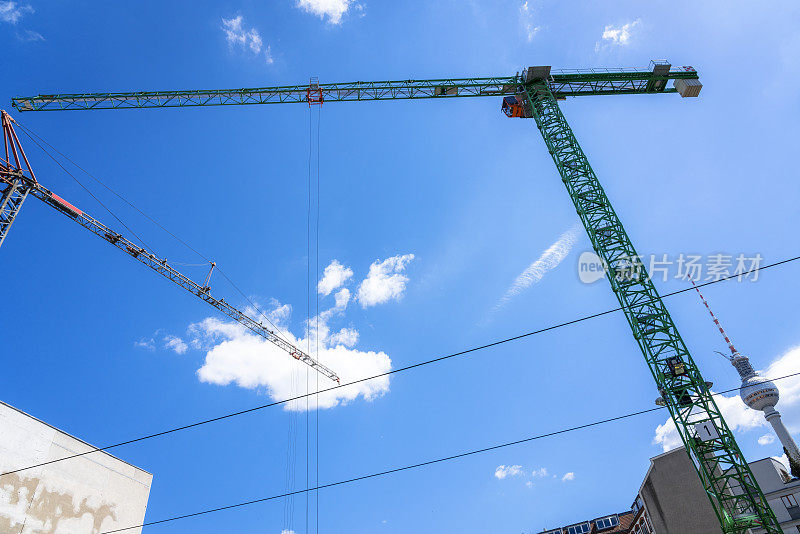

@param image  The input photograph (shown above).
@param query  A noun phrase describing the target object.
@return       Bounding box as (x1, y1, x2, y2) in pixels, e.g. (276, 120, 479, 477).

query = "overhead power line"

(99, 369, 800, 534)
(2, 254, 797, 480)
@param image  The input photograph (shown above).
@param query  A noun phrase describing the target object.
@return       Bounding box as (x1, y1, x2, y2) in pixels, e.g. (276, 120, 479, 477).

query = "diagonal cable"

(13, 119, 292, 344)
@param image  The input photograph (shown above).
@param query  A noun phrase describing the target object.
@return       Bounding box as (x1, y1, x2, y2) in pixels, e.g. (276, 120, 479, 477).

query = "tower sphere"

(740, 374, 780, 411)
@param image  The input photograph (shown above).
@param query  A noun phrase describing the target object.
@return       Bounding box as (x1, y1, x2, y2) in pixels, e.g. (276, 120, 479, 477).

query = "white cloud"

(296, 0, 355, 24)
(494, 465, 524, 479)
(334, 288, 351, 308)
(164, 335, 188, 355)
(531, 467, 548, 478)
(519, 2, 540, 42)
(329, 327, 358, 348)
(598, 19, 641, 48)
(193, 299, 391, 411)
(134, 338, 155, 351)
(654, 345, 800, 452)
(759, 433, 777, 446)
(653, 418, 683, 452)
(319, 260, 354, 296)
(222, 16, 259, 52)
(357, 254, 415, 307)
(761, 345, 800, 406)
(221, 16, 274, 63)
(654, 391, 765, 452)
(182, 255, 420, 410)
(268, 302, 292, 325)
(494, 464, 554, 484)
(777, 453, 790, 473)
(17, 29, 42, 41)
(137, 331, 189, 355)
(562, 472, 575, 482)
(306, 286, 350, 345)
(282, 530, 296, 534)
(492, 225, 579, 312)
(0, 1, 32, 24)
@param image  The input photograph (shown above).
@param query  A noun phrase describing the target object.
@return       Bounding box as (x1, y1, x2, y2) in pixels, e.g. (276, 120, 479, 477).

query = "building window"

(632, 496, 643, 514)
(782, 494, 799, 508)
(632, 516, 651, 534)
(595, 515, 620, 530)
(566, 523, 590, 534)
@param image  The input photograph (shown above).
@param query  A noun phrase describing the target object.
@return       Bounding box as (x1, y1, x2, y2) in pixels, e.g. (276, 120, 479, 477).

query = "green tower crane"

(9, 61, 779, 533)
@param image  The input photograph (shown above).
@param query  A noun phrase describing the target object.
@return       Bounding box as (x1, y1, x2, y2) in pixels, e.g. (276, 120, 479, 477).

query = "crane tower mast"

(10, 61, 779, 532)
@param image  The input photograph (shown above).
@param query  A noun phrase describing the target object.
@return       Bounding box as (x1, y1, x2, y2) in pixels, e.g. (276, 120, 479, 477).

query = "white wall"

(0, 401, 152, 534)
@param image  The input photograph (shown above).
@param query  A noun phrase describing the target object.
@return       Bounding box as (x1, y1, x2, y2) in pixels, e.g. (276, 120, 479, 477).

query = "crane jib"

(10, 67, 701, 111)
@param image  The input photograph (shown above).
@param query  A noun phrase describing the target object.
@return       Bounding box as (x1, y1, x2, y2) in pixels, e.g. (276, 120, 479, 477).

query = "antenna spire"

(690, 279, 739, 360)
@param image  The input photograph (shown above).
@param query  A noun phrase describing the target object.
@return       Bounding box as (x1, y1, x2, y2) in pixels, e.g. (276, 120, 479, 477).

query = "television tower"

(691, 280, 800, 464)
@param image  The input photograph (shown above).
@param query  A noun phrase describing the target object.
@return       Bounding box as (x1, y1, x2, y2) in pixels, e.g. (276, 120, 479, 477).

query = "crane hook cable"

(99, 367, 800, 534)
(305, 98, 312, 534)
(315, 100, 322, 534)
(2, 254, 798, 479)
(12, 118, 292, 345)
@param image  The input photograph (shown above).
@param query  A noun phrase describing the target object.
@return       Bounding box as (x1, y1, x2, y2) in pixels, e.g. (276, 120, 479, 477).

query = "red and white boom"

(0, 110, 339, 384)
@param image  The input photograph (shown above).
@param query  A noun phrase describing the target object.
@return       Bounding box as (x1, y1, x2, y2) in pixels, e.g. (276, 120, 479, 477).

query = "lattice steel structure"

(0, 111, 34, 248)
(11, 67, 701, 111)
(9, 61, 779, 532)
(520, 81, 779, 533)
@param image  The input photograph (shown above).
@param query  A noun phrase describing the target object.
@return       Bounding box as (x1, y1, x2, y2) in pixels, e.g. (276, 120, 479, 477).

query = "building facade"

(538, 510, 638, 533)
(636, 448, 720, 533)
(635, 448, 800, 533)
(747, 457, 800, 532)
(539, 448, 800, 534)
(0, 400, 153, 534)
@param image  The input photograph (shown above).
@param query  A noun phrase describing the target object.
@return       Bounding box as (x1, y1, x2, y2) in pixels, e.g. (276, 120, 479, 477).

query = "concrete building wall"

(0, 401, 152, 534)
(638, 448, 720, 534)
(744, 458, 800, 533)
(640, 449, 800, 533)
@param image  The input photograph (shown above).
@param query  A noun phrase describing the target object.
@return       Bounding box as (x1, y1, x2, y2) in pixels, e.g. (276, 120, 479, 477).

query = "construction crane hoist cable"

(0, 112, 340, 384)
(5, 60, 780, 533)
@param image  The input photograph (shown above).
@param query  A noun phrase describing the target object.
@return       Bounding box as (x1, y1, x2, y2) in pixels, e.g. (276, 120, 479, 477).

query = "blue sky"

(2, 1, 800, 533)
